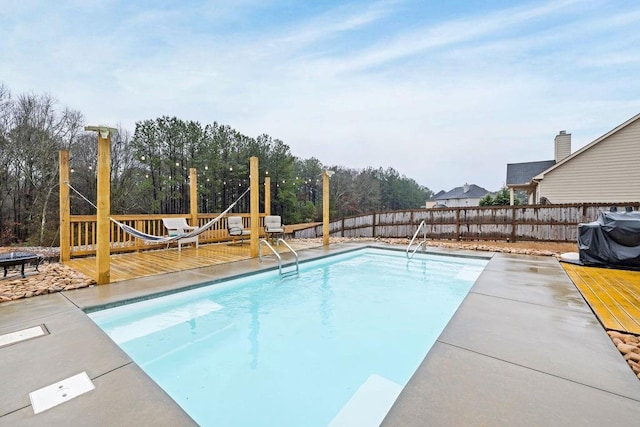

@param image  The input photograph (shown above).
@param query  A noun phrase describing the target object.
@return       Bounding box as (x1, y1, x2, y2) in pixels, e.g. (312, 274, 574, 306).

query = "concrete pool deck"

(1, 243, 639, 426)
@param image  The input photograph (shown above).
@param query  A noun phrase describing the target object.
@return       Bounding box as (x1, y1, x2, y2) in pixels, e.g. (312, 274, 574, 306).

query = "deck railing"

(69, 213, 264, 257)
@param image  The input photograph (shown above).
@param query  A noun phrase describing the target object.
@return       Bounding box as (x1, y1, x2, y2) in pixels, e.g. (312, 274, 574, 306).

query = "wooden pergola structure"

(59, 127, 332, 284)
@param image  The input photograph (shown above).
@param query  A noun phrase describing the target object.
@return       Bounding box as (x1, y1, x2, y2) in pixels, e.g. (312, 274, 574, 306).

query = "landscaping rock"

(0, 260, 95, 302)
(609, 330, 640, 381)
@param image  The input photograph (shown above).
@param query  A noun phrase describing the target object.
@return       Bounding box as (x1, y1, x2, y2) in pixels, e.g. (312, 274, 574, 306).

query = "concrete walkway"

(1, 244, 639, 426)
(383, 252, 640, 426)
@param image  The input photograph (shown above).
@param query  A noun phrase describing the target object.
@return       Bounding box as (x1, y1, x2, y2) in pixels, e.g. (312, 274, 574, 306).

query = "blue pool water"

(89, 248, 488, 426)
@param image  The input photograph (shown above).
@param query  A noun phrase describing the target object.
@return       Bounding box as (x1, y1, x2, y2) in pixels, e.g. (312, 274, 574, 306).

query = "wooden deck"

(65, 241, 322, 283)
(563, 263, 640, 335)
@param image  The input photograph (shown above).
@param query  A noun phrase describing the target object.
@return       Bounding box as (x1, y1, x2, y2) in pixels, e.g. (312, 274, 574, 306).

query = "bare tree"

(3, 91, 83, 244)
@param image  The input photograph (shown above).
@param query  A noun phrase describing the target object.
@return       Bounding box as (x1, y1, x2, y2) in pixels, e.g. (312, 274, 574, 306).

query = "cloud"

(1, 0, 639, 192)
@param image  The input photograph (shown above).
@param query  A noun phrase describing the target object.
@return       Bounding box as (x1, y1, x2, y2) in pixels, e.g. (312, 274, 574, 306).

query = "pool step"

(328, 374, 403, 427)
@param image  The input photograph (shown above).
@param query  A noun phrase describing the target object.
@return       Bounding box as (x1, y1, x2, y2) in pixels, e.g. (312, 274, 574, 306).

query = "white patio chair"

(227, 216, 251, 245)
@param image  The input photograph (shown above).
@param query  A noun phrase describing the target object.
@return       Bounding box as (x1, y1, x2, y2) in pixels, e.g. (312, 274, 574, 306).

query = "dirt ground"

(435, 239, 578, 254)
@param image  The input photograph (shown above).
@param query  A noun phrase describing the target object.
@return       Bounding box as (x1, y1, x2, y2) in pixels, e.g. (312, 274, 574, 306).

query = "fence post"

(510, 206, 516, 242)
(372, 213, 377, 238)
(455, 209, 461, 241)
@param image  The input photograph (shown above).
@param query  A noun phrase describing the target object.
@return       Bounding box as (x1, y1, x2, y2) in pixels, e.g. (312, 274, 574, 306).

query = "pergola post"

(189, 167, 198, 227)
(86, 126, 116, 285)
(323, 170, 334, 246)
(59, 150, 70, 262)
(250, 157, 259, 257)
(264, 176, 271, 216)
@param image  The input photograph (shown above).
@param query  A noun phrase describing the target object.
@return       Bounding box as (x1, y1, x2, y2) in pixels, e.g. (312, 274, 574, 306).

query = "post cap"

(85, 126, 118, 139)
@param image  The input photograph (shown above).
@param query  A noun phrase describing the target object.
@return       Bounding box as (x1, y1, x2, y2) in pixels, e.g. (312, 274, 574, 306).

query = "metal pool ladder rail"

(406, 220, 428, 259)
(259, 239, 299, 277)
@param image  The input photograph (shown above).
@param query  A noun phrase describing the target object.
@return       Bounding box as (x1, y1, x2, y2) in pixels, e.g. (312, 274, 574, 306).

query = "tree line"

(0, 84, 432, 246)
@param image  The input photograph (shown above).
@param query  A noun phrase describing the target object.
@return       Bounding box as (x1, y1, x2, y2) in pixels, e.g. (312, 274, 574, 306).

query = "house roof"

(426, 190, 446, 201)
(434, 184, 490, 200)
(506, 160, 556, 186)
(533, 112, 640, 180)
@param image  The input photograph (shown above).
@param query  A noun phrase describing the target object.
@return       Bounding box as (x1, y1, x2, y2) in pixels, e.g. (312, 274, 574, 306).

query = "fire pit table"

(0, 252, 44, 278)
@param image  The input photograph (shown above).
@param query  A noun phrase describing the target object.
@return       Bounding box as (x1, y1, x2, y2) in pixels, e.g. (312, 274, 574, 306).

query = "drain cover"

(29, 372, 95, 414)
(0, 324, 48, 348)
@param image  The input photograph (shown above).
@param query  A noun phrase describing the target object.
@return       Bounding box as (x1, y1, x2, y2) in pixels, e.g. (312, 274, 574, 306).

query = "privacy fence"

(293, 203, 640, 243)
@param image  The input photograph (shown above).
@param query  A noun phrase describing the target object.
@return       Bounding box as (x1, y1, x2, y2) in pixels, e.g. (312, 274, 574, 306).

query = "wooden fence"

(292, 203, 640, 243)
(69, 213, 263, 257)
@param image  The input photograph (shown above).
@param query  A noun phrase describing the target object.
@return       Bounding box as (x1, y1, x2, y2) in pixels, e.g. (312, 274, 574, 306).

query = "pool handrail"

(406, 220, 428, 259)
(259, 239, 299, 276)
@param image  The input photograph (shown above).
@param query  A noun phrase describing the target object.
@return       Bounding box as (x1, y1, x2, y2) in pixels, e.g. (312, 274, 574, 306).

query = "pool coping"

(1, 242, 639, 425)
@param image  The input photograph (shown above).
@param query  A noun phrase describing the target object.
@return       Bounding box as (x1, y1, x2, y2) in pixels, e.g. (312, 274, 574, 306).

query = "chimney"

(463, 183, 470, 193)
(554, 130, 571, 162)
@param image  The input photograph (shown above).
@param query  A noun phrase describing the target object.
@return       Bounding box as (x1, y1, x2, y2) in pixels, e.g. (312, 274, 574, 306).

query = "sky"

(1, 0, 639, 193)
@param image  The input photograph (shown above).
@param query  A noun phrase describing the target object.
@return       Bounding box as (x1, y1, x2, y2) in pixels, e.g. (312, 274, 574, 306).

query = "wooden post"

(511, 206, 517, 243)
(59, 150, 70, 262)
(250, 157, 259, 257)
(86, 126, 116, 285)
(264, 176, 271, 216)
(189, 168, 198, 227)
(372, 213, 377, 238)
(509, 187, 515, 206)
(323, 170, 333, 246)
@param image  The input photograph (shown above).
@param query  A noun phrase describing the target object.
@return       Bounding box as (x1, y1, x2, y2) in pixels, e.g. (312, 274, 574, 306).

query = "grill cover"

(578, 211, 640, 268)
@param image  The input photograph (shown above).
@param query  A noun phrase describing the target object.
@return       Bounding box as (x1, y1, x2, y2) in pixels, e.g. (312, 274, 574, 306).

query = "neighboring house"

(506, 112, 640, 205)
(426, 184, 491, 208)
(425, 190, 445, 208)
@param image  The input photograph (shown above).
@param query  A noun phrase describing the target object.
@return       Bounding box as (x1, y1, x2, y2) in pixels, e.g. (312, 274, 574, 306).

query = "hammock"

(66, 182, 251, 244)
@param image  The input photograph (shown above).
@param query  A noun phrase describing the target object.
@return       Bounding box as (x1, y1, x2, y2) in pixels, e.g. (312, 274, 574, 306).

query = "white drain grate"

(0, 324, 48, 348)
(29, 372, 95, 414)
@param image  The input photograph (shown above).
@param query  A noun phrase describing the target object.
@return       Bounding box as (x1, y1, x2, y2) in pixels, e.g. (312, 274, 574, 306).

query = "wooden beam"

(96, 130, 111, 284)
(250, 157, 259, 257)
(86, 126, 116, 285)
(59, 150, 70, 262)
(264, 176, 271, 216)
(323, 170, 332, 246)
(189, 168, 198, 226)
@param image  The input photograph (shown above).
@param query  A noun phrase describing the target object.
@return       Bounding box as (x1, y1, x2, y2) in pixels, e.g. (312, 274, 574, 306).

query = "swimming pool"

(89, 248, 488, 426)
